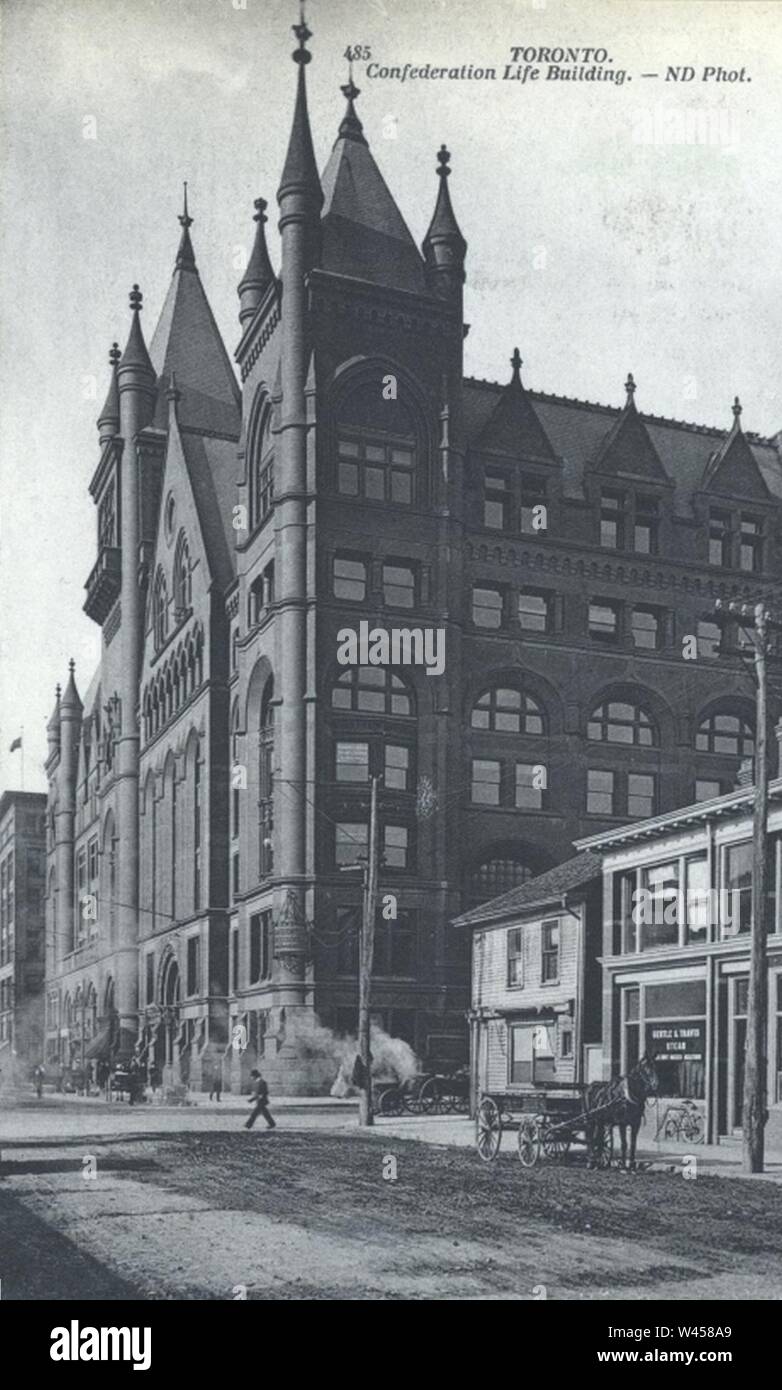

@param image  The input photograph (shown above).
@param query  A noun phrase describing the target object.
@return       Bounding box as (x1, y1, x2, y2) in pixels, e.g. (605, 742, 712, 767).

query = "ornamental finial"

(625, 372, 636, 402)
(129, 284, 143, 313)
(179, 180, 192, 230)
(437, 144, 451, 178)
(510, 347, 522, 382)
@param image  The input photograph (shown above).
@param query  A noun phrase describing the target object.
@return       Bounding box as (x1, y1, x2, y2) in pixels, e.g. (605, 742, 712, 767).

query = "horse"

(585, 1053, 660, 1171)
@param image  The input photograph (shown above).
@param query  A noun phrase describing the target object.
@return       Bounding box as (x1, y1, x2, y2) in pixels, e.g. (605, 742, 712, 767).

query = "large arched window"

(173, 532, 191, 613)
(252, 413, 274, 529)
(152, 568, 168, 650)
(471, 685, 545, 735)
(587, 700, 658, 747)
(336, 380, 419, 507)
(259, 680, 274, 878)
(696, 708, 754, 758)
(191, 738, 202, 913)
(467, 849, 539, 909)
(331, 666, 414, 717)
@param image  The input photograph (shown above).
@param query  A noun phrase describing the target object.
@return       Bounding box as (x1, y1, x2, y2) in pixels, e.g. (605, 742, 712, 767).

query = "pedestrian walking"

(244, 1068, 276, 1130)
(127, 1056, 141, 1106)
(209, 1066, 222, 1102)
(33, 1064, 44, 1099)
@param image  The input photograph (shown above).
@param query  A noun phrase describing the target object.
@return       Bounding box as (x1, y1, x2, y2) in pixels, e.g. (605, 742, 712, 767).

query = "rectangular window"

(146, 953, 155, 1005)
(639, 860, 679, 950)
(186, 936, 200, 996)
(740, 516, 763, 573)
(335, 822, 368, 867)
(709, 509, 731, 567)
(232, 852, 239, 897)
(472, 586, 504, 629)
(634, 494, 658, 554)
(723, 841, 752, 936)
(600, 490, 625, 549)
(515, 762, 544, 810)
(98, 483, 115, 550)
(382, 563, 415, 609)
(335, 741, 370, 783)
(587, 769, 615, 816)
(249, 910, 272, 983)
(384, 743, 410, 791)
(560, 1023, 573, 1059)
(520, 474, 547, 533)
(507, 927, 523, 987)
(685, 853, 710, 945)
(333, 555, 367, 602)
(231, 928, 239, 993)
(589, 600, 620, 642)
(697, 620, 721, 659)
(541, 918, 560, 982)
(471, 759, 501, 805)
(695, 778, 723, 803)
(257, 458, 274, 522)
(631, 608, 659, 650)
(383, 824, 409, 870)
(627, 772, 656, 819)
(518, 590, 550, 633)
(375, 909, 415, 977)
(483, 473, 508, 530)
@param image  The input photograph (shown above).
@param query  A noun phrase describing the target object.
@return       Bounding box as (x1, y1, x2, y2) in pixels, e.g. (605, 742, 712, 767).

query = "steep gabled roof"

(589, 374, 669, 483)
(320, 82, 426, 294)
(149, 206, 240, 439)
(473, 349, 557, 463)
(700, 398, 771, 500)
(173, 420, 237, 591)
(453, 851, 603, 928)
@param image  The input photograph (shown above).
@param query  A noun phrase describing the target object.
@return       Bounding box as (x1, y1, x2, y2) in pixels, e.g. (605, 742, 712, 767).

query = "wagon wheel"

(595, 1124, 614, 1169)
(684, 1112, 704, 1144)
(452, 1089, 470, 1115)
(663, 1115, 680, 1141)
(379, 1086, 403, 1117)
(439, 1087, 457, 1115)
(517, 1117, 541, 1168)
(401, 1084, 420, 1115)
(541, 1122, 571, 1160)
(476, 1096, 502, 1162)
(419, 1077, 440, 1115)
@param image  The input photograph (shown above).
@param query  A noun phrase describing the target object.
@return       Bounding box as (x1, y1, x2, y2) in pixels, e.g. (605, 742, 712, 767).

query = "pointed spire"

(625, 372, 636, 405)
(97, 342, 121, 443)
(338, 71, 367, 145)
(175, 181, 196, 271)
(47, 683, 62, 744)
(238, 197, 276, 325)
(118, 285, 156, 383)
(277, 14, 322, 211)
(61, 659, 83, 714)
(423, 144, 467, 299)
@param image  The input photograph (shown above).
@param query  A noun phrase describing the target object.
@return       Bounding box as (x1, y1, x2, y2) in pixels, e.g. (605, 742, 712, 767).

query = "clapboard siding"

(473, 910, 580, 1011)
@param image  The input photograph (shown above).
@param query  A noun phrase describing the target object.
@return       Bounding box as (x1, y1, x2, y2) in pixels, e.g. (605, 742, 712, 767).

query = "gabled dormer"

(587, 375, 673, 557)
(588, 373, 669, 484)
(700, 397, 771, 502)
(699, 399, 775, 575)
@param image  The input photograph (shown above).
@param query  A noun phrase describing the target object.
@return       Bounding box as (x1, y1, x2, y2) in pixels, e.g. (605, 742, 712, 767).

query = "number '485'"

(344, 46, 371, 62)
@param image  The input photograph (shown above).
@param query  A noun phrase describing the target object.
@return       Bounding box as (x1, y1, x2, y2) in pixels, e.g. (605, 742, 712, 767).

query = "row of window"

(506, 919, 561, 987)
(481, 474, 767, 575)
(613, 839, 782, 954)
(333, 555, 421, 609)
(471, 583, 761, 657)
(151, 533, 192, 652)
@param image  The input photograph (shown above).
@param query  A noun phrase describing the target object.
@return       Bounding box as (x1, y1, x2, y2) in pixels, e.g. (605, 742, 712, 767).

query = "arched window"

(467, 851, 537, 909)
(336, 380, 419, 507)
(587, 700, 658, 747)
(696, 709, 754, 758)
(173, 532, 191, 613)
(252, 413, 274, 529)
(331, 666, 413, 717)
(152, 568, 168, 650)
(471, 685, 545, 735)
(259, 680, 274, 878)
(192, 739, 202, 912)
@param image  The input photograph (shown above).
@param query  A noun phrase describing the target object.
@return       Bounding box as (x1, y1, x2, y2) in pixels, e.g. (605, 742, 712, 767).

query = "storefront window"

(639, 861, 679, 950)
(644, 980, 706, 1098)
(685, 854, 710, 945)
(722, 842, 752, 937)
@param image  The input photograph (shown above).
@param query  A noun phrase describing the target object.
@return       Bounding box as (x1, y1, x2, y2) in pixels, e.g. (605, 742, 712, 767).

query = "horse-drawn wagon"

(476, 1054, 659, 1170)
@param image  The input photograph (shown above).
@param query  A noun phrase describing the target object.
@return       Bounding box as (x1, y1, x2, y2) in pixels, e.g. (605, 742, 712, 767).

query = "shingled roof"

(453, 850, 603, 928)
(463, 378, 782, 516)
(320, 86, 426, 294)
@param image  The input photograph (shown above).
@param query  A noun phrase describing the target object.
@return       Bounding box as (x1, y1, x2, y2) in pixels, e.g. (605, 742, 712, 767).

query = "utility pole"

(716, 599, 774, 1172)
(357, 774, 380, 1126)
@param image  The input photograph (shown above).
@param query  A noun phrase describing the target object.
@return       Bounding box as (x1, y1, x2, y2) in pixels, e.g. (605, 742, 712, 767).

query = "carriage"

(475, 1085, 614, 1168)
(377, 1067, 470, 1117)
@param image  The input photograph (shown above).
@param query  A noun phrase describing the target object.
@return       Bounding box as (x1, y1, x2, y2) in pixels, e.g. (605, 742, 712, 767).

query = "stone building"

(0, 790, 46, 1080)
(43, 19, 782, 1091)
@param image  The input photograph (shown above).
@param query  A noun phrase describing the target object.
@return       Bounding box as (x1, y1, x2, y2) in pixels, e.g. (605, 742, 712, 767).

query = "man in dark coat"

(244, 1069, 276, 1130)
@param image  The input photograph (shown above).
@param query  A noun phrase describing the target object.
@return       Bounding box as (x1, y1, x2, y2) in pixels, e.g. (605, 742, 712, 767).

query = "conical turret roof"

(320, 78, 426, 293)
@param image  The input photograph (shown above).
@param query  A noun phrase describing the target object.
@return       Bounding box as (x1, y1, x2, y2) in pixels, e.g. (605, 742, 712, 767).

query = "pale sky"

(1, 0, 781, 793)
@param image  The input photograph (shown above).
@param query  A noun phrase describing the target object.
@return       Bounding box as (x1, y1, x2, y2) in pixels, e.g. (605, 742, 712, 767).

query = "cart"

(417, 1068, 470, 1115)
(475, 1085, 614, 1168)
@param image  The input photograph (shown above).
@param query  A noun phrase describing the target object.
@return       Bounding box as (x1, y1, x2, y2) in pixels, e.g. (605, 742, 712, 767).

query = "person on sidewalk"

(33, 1064, 44, 1099)
(209, 1067, 222, 1102)
(244, 1068, 276, 1131)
